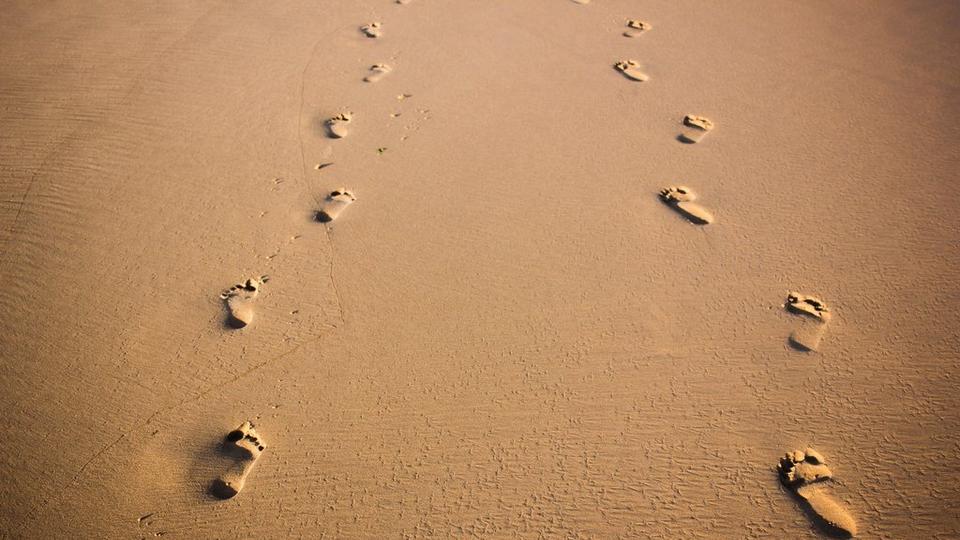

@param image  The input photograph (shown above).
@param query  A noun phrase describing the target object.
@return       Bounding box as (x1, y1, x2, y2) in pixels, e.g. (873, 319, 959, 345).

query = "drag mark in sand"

(295, 26, 348, 329)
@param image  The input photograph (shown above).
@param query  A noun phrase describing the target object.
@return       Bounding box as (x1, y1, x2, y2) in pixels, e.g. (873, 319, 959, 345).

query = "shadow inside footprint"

(788, 336, 815, 352)
(207, 454, 238, 499)
(224, 316, 245, 330)
(788, 489, 857, 539)
(787, 324, 829, 352)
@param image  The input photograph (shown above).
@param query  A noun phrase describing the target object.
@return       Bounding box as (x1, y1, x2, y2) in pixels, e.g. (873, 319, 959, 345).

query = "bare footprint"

(396, 0, 413, 4)
(364, 64, 392, 83)
(361, 22, 382, 38)
(624, 19, 651, 37)
(785, 292, 832, 351)
(325, 112, 352, 139)
(220, 276, 269, 329)
(571, 0, 590, 4)
(316, 188, 356, 222)
(659, 186, 714, 225)
(211, 421, 266, 499)
(614, 60, 649, 81)
(778, 449, 858, 537)
(678, 114, 715, 144)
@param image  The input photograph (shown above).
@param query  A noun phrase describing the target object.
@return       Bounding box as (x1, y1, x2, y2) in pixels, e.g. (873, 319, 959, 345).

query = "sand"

(1, 0, 959, 538)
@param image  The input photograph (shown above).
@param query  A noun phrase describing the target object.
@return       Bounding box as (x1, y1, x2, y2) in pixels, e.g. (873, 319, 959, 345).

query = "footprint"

(785, 292, 832, 351)
(778, 449, 858, 537)
(361, 22, 382, 38)
(325, 112, 352, 139)
(220, 276, 269, 329)
(678, 115, 715, 144)
(211, 421, 266, 499)
(658, 186, 714, 225)
(363, 64, 392, 83)
(571, 0, 590, 4)
(396, 0, 413, 4)
(614, 60, 649, 81)
(623, 19, 651, 37)
(316, 188, 356, 222)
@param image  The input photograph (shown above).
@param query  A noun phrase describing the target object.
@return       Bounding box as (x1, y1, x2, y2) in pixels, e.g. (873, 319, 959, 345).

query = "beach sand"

(1, 0, 959, 537)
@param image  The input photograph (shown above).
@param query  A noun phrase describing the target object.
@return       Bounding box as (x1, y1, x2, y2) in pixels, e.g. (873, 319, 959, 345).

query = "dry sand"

(1, 0, 959, 538)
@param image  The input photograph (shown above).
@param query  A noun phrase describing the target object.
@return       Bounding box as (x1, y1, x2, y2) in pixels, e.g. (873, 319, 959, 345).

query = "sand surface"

(2, 0, 959, 538)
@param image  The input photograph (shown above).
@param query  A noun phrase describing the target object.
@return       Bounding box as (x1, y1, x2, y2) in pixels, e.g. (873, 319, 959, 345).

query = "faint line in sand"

(18, 20, 352, 533)
(296, 25, 353, 327)
(0, 5, 220, 266)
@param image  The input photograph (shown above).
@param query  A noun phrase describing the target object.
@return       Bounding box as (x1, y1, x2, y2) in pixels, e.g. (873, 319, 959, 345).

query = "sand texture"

(1, 0, 959, 538)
